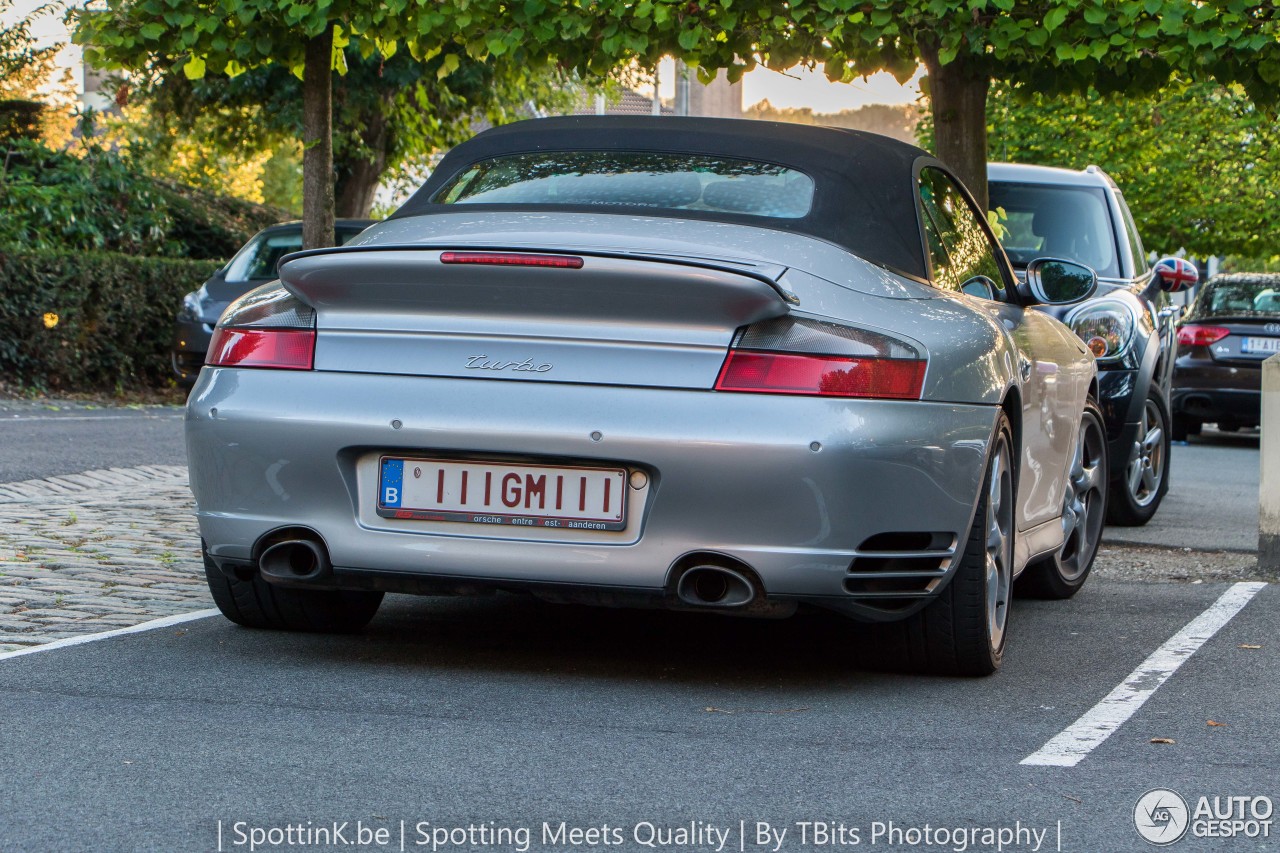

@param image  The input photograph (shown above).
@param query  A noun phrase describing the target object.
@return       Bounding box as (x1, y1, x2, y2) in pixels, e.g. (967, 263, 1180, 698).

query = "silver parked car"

(187, 117, 1105, 676)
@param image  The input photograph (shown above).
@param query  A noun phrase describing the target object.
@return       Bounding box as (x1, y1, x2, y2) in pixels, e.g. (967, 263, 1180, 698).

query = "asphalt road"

(0, 403, 185, 483)
(1, 402, 1274, 852)
(1103, 426, 1262, 553)
(1, 582, 1276, 852)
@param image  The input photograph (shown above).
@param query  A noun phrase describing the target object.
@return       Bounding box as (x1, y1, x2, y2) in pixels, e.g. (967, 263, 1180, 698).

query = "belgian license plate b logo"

(381, 459, 404, 507)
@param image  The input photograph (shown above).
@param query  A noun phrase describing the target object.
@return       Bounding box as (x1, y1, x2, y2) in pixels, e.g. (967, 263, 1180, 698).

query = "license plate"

(378, 457, 627, 531)
(1243, 337, 1280, 354)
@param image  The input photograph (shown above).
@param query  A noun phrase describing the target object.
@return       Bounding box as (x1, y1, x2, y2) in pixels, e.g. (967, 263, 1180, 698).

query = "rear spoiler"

(277, 244, 799, 333)
(278, 243, 800, 306)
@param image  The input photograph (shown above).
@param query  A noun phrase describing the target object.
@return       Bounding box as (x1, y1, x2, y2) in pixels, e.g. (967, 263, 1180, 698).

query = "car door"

(918, 167, 1085, 530)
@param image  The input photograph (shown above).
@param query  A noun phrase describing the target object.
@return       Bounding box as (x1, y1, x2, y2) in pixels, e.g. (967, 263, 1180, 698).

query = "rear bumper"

(1171, 387, 1261, 424)
(186, 368, 998, 621)
(1173, 359, 1262, 424)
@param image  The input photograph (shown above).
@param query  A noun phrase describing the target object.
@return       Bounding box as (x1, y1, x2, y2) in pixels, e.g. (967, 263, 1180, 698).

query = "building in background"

(572, 60, 741, 119)
(81, 60, 113, 113)
(672, 62, 742, 118)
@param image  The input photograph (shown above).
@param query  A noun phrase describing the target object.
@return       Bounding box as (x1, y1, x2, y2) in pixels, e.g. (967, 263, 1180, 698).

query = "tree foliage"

(0, 0, 59, 98)
(74, 0, 613, 244)
(128, 46, 578, 217)
(1, 0, 77, 144)
(771, 0, 1276, 96)
(438, 0, 1278, 206)
(760, 1, 1279, 206)
(100, 103, 279, 204)
(75, 0, 1280, 239)
(0, 138, 288, 258)
(957, 78, 1279, 259)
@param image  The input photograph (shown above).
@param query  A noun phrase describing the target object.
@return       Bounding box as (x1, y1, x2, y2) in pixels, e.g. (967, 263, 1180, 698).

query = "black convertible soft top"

(392, 116, 940, 281)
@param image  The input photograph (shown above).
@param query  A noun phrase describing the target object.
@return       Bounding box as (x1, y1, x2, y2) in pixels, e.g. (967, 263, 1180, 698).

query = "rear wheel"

(1018, 400, 1107, 599)
(892, 413, 1015, 676)
(1107, 391, 1170, 526)
(203, 545, 383, 632)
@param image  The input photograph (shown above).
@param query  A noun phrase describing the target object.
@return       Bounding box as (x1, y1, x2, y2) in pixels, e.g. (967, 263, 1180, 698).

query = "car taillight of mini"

(206, 327, 316, 370)
(1176, 325, 1230, 347)
(715, 351, 926, 399)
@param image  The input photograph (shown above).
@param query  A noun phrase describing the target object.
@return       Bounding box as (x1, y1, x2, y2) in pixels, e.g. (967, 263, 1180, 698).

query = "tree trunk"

(334, 155, 386, 218)
(334, 108, 389, 219)
(301, 28, 335, 249)
(921, 44, 992, 211)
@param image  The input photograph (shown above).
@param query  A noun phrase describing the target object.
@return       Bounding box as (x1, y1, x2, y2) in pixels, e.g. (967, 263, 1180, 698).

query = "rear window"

(432, 151, 815, 219)
(1192, 276, 1280, 319)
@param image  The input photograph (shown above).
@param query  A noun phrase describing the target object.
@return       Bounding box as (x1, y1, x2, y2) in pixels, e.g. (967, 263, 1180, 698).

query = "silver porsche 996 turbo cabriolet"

(187, 117, 1106, 676)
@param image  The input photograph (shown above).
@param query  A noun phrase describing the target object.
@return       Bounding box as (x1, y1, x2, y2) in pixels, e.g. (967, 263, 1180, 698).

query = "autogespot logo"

(1135, 789, 1191, 845)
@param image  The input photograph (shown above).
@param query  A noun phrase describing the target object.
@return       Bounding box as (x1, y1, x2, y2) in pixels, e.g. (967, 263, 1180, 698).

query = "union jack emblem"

(1155, 257, 1198, 287)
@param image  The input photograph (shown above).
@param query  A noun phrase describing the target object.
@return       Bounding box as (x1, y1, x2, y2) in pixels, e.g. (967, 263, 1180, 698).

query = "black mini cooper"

(989, 163, 1193, 526)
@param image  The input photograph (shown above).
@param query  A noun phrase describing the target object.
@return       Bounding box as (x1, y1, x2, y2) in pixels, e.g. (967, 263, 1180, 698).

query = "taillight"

(207, 327, 315, 370)
(1177, 325, 1229, 347)
(441, 251, 584, 269)
(715, 316, 926, 400)
(206, 283, 316, 370)
(716, 351, 925, 399)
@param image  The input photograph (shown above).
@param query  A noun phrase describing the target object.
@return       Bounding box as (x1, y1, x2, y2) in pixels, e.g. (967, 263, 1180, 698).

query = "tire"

(1018, 399, 1107, 599)
(203, 545, 383, 632)
(892, 412, 1015, 676)
(1107, 390, 1170, 526)
(1170, 413, 1200, 442)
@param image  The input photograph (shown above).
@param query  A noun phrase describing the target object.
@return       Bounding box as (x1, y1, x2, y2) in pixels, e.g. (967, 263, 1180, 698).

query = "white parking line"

(0, 609, 220, 661)
(1021, 581, 1267, 767)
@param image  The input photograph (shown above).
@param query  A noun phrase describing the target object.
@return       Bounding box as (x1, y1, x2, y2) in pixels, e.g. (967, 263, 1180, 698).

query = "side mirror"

(1153, 257, 1198, 293)
(1023, 257, 1098, 305)
(960, 276, 997, 300)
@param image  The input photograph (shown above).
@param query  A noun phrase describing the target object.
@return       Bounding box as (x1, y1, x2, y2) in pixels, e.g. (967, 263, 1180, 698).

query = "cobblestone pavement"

(0, 466, 210, 653)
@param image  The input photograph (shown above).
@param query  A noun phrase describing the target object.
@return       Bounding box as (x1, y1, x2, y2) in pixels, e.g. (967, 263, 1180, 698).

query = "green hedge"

(0, 139, 292, 260)
(0, 250, 218, 391)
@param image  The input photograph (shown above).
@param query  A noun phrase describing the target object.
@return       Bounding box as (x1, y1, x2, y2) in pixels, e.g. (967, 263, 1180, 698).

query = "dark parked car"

(1172, 272, 1280, 438)
(172, 219, 374, 383)
(988, 163, 1193, 526)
